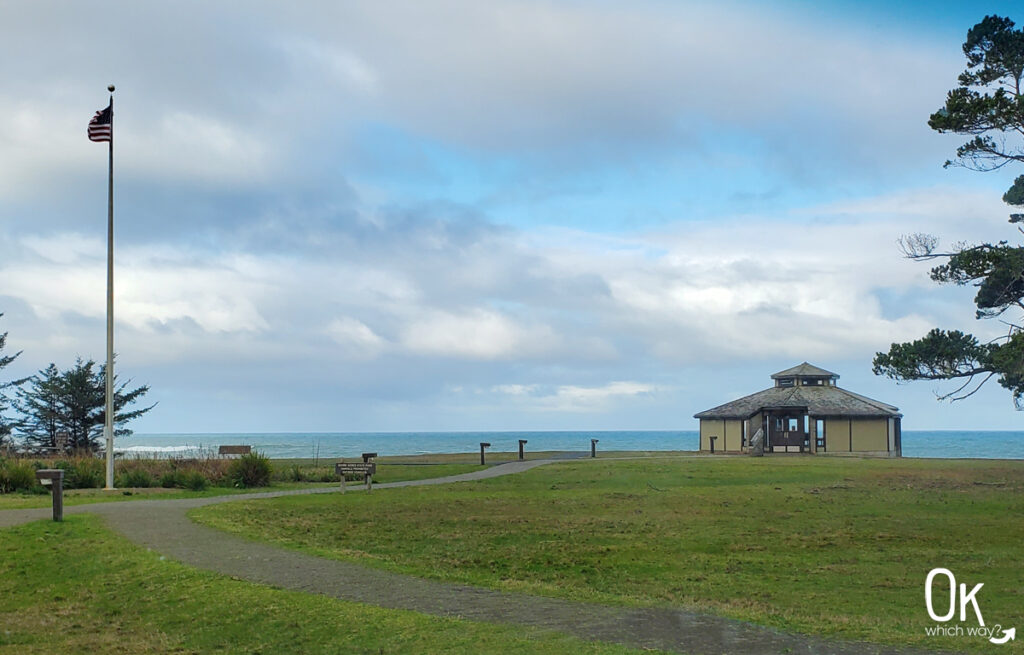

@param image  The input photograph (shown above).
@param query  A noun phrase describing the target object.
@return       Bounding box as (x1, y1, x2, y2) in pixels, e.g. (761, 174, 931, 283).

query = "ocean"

(120, 430, 1024, 460)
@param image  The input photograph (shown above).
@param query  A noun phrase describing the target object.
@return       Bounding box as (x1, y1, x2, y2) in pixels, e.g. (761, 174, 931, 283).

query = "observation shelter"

(694, 363, 902, 456)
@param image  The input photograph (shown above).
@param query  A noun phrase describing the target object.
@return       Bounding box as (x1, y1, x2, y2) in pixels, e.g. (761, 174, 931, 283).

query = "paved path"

(0, 460, 945, 655)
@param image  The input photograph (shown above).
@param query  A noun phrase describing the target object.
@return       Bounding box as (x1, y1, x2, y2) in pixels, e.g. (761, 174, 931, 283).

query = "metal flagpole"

(104, 84, 116, 490)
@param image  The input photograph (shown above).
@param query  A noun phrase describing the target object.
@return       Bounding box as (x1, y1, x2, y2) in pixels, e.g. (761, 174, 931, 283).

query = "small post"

(480, 442, 491, 465)
(336, 461, 347, 494)
(591, 438, 599, 458)
(361, 453, 376, 492)
(518, 439, 527, 460)
(710, 436, 717, 454)
(36, 469, 64, 522)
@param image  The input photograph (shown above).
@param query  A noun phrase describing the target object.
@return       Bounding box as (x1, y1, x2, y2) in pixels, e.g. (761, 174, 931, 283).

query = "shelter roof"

(693, 384, 900, 419)
(770, 362, 839, 379)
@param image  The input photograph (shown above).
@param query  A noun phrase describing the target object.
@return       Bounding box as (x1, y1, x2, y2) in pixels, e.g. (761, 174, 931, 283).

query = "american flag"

(88, 104, 112, 142)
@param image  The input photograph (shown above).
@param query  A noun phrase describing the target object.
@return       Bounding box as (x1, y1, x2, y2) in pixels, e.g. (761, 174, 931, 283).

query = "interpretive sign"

(335, 461, 376, 493)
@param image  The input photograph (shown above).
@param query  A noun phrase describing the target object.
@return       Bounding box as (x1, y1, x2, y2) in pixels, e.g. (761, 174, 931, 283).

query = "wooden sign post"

(35, 469, 65, 522)
(336, 461, 377, 493)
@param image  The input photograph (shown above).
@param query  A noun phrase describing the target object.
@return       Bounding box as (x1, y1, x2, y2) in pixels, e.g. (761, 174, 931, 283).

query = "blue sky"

(2, 0, 1024, 433)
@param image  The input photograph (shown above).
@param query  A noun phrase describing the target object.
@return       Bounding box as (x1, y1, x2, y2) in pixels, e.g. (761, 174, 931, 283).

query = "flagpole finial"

(108, 84, 115, 92)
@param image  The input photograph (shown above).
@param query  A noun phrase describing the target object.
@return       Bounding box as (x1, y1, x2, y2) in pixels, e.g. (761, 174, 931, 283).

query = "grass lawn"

(368, 450, 697, 464)
(194, 456, 1024, 653)
(0, 462, 481, 510)
(0, 515, 659, 655)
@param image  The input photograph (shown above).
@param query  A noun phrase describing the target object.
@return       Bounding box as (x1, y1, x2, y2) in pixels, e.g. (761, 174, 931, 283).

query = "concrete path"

(0, 459, 945, 655)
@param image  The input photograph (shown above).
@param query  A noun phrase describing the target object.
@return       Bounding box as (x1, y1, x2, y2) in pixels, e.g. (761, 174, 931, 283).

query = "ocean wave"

(118, 445, 204, 453)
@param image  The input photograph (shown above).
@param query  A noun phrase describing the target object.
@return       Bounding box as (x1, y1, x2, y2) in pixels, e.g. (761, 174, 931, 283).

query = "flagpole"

(104, 84, 115, 490)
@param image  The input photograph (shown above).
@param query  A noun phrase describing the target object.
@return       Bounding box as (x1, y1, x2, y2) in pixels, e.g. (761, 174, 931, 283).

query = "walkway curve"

(0, 459, 945, 655)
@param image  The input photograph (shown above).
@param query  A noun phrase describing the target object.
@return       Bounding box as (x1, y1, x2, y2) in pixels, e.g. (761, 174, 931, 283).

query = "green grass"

(371, 451, 571, 464)
(0, 481, 333, 510)
(371, 462, 486, 482)
(0, 515, 658, 655)
(194, 456, 1024, 652)
(0, 463, 481, 510)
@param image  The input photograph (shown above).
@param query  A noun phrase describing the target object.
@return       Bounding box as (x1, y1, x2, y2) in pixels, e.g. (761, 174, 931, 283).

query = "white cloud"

(133, 112, 271, 186)
(0, 1, 1017, 431)
(256, 0, 957, 158)
(399, 309, 558, 360)
(549, 381, 658, 410)
(491, 384, 538, 396)
(0, 0, 962, 205)
(3, 186, 1006, 369)
(489, 380, 659, 412)
(277, 37, 379, 95)
(21, 233, 105, 264)
(5, 235, 271, 333)
(325, 316, 386, 359)
(1, 184, 1017, 429)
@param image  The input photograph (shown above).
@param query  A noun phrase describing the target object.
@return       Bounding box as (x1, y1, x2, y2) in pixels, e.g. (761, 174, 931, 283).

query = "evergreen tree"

(59, 358, 106, 451)
(17, 357, 154, 453)
(15, 364, 62, 451)
(0, 313, 28, 448)
(874, 16, 1024, 406)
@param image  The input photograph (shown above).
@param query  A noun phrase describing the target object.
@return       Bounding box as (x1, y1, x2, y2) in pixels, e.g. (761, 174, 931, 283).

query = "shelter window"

(777, 378, 795, 387)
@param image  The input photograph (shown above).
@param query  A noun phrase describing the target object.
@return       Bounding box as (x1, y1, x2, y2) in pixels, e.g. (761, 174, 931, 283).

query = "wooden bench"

(218, 445, 251, 456)
(336, 461, 376, 492)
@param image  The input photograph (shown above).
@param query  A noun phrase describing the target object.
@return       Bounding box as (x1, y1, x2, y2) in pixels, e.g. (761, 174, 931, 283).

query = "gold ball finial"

(108, 84, 115, 92)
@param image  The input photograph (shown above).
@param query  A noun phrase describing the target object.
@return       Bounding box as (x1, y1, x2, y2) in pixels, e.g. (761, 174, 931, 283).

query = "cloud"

(399, 309, 558, 360)
(485, 380, 659, 413)
(325, 317, 386, 359)
(0, 0, 963, 209)
(546, 381, 659, 411)
(4, 235, 271, 333)
(3, 185, 1006, 373)
(1, 2, 1016, 431)
(0, 182, 1016, 429)
(276, 37, 379, 96)
(491, 384, 538, 396)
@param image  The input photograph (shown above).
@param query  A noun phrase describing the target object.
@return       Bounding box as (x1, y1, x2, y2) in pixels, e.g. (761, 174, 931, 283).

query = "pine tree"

(0, 313, 28, 448)
(16, 357, 155, 453)
(874, 16, 1024, 405)
(15, 364, 62, 451)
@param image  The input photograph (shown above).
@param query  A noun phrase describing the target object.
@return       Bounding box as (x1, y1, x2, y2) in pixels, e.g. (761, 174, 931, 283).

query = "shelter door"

(769, 413, 808, 452)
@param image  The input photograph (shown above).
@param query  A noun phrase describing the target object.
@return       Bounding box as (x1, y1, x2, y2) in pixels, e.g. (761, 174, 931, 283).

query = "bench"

(336, 461, 377, 492)
(218, 445, 251, 456)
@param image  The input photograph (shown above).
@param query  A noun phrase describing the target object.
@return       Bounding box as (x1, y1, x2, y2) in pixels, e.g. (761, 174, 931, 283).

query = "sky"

(1, 0, 1023, 433)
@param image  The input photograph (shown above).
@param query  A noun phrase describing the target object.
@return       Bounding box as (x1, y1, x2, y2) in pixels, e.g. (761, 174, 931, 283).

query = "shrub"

(65, 457, 104, 489)
(311, 467, 337, 483)
(119, 469, 155, 488)
(159, 471, 184, 488)
(0, 460, 37, 493)
(182, 471, 209, 491)
(227, 451, 272, 488)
